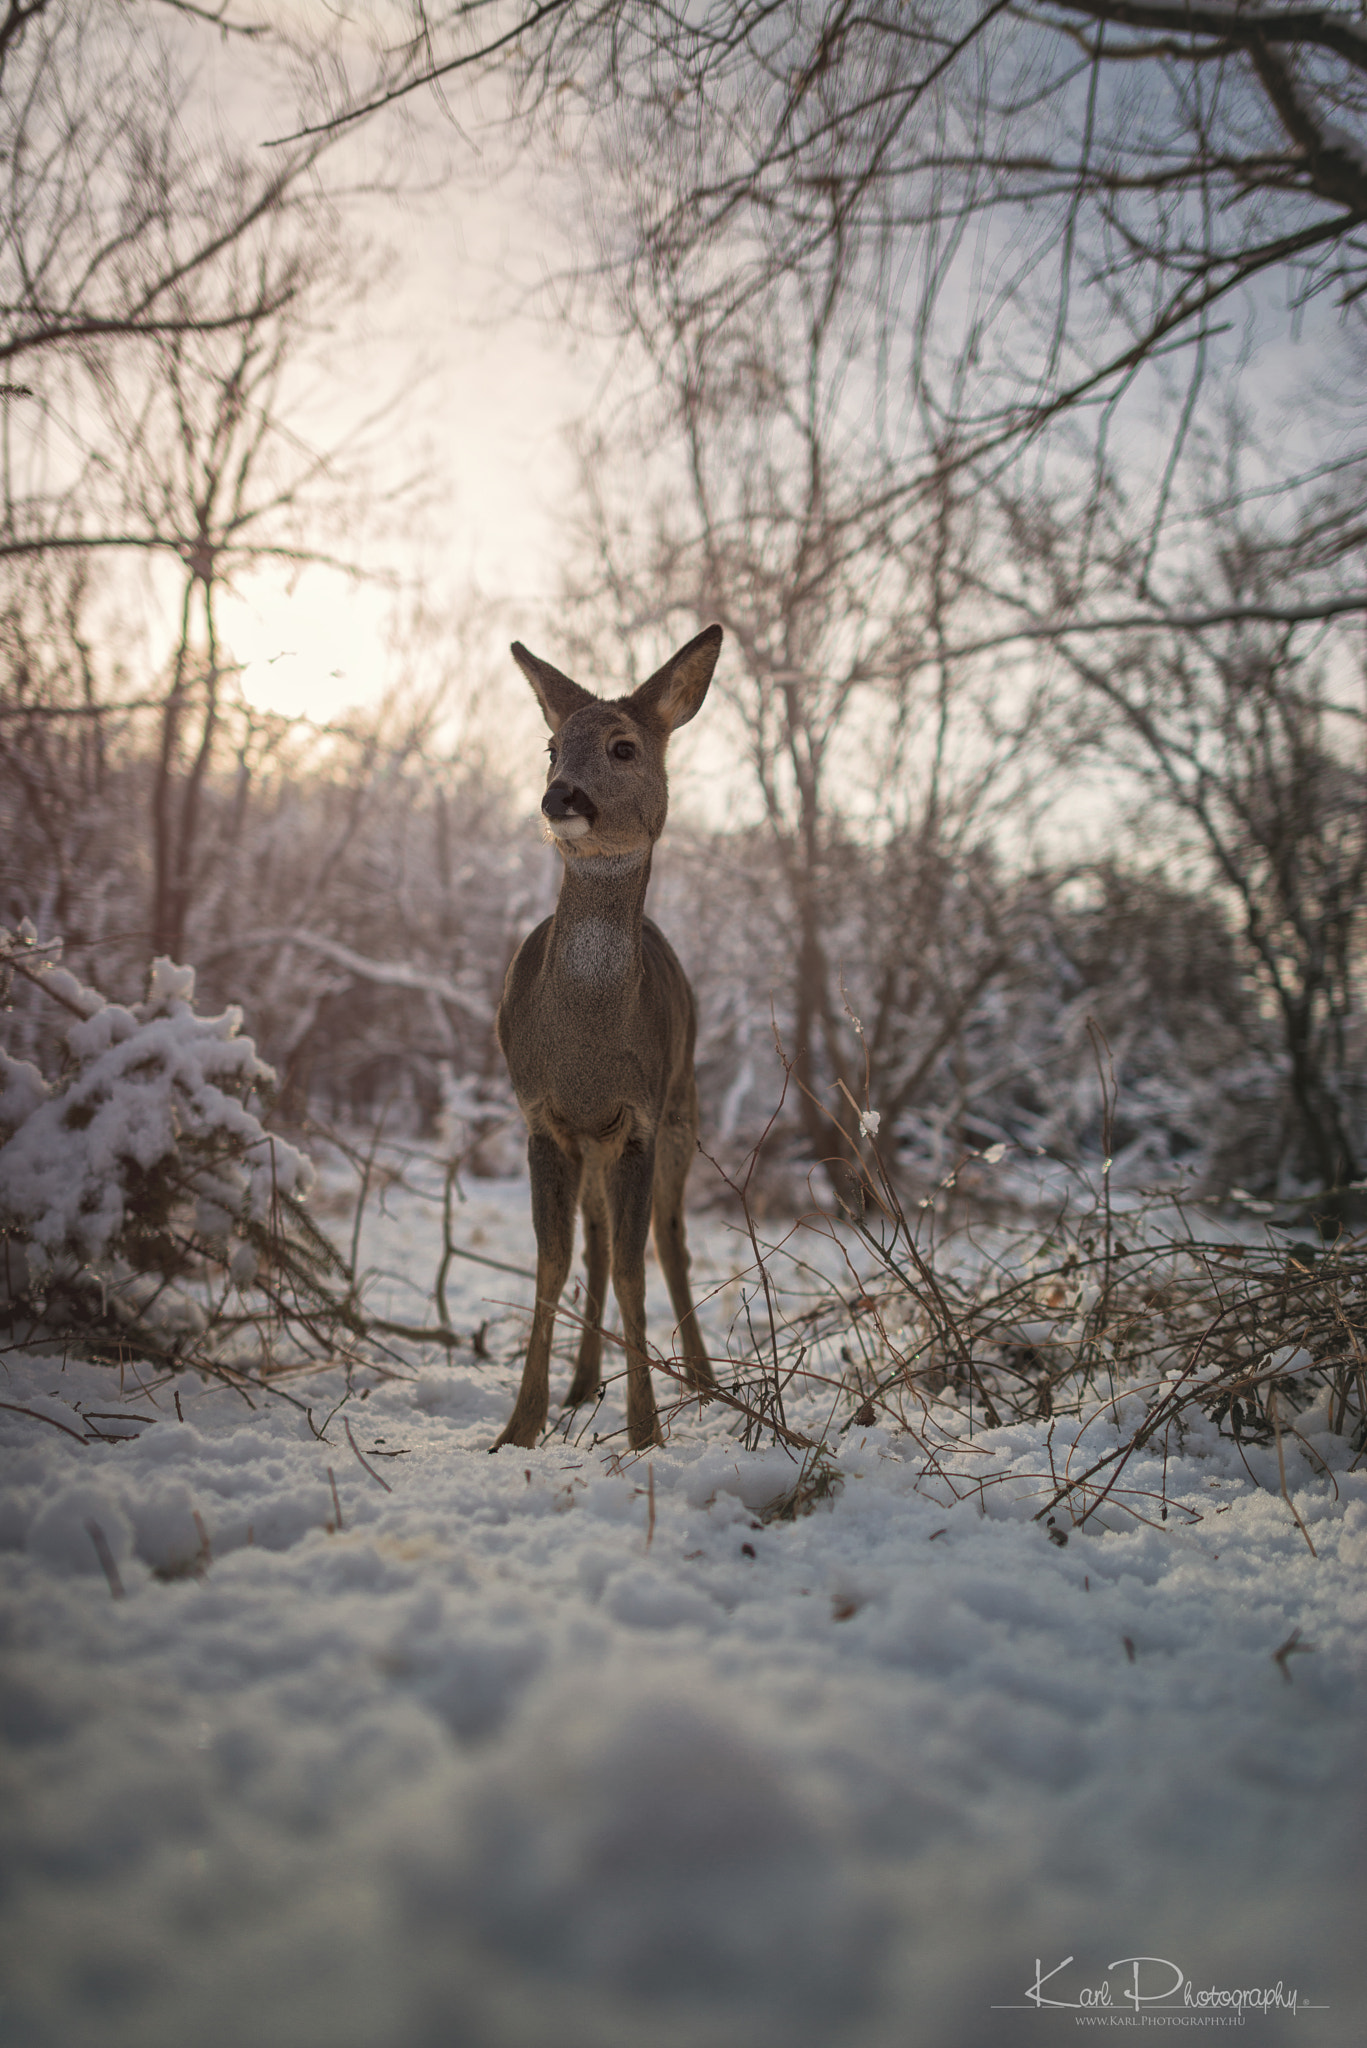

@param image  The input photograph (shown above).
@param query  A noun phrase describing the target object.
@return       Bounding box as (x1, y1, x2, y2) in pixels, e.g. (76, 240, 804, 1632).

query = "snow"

(0, 946, 311, 1280)
(1, 1165, 1363, 2047)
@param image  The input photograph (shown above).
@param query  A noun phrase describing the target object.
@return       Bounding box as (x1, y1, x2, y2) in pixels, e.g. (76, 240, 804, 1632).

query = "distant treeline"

(3, 707, 1359, 1223)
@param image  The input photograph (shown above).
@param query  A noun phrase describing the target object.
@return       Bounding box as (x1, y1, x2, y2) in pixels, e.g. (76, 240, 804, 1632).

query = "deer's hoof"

(490, 1416, 540, 1453)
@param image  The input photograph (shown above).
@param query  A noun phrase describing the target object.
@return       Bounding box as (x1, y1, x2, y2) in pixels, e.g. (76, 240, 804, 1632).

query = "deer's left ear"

(629, 624, 722, 731)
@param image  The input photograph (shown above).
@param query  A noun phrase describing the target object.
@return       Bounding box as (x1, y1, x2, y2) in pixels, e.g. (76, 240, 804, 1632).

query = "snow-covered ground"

(1, 1159, 1362, 2047)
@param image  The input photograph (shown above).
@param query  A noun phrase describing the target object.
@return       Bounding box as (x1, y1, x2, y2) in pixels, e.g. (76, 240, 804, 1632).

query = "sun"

(220, 572, 395, 727)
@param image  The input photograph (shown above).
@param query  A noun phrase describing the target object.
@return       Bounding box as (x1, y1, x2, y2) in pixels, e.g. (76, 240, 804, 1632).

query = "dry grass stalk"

(626, 1053, 1367, 1530)
(84, 1518, 125, 1599)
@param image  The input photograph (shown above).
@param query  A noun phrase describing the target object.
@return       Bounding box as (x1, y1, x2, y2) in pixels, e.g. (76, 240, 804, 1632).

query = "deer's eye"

(546, 743, 557, 766)
(611, 740, 635, 761)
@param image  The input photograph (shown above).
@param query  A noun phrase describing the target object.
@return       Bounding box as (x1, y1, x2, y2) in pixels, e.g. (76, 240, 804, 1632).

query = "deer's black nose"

(542, 780, 597, 824)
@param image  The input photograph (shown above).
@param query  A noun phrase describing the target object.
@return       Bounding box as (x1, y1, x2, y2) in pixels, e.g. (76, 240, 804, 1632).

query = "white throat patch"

(559, 917, 633, 984)
(563, 847, 648, 871)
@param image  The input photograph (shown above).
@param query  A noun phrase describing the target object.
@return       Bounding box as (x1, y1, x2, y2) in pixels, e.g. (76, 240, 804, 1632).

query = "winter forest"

(2, 4, 1366, 2046)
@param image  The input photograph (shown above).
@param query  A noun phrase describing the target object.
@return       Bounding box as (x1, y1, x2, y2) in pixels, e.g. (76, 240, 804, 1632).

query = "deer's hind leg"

(492, 1129, 581, 1452)
(564, 1159, 609, 1408)
(606, 1138, 664, 1449)
(652, 1087, 714, 1393)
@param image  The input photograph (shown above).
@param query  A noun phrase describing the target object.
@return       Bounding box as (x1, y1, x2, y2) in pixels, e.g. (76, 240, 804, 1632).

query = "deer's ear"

(511, 643, 597, 733)
(630, 624, 722, 732)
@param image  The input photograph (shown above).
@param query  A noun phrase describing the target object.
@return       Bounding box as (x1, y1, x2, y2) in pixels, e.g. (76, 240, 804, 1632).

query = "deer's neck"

(547, 848, 652, 992)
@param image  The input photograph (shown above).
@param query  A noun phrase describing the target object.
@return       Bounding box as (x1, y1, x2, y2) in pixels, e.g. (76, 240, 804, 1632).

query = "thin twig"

(0, 1399, 89, 1443)
(1272, 1626, 1315, 1683)
(343, 1414, 393, 1492)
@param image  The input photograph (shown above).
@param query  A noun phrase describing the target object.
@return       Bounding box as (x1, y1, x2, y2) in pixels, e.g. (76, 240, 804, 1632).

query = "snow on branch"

(212, 929, 491, 1020)
(0, 927, 311, 1288)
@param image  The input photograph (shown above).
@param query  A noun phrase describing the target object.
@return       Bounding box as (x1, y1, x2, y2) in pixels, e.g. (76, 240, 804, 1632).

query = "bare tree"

(992, 428, 1367, 1216)
(0, 594, 541, 1137)
(1, 241, 410, 963)
(556, 208, 1047, 1195)
(0, 554, 138, 941)
(96, 249, 405, 956)
(300, 4, 1366, 559)
(0, 4, 427, 961)
(0, 0, 329, 422)
(512, 1, 1366, 1214)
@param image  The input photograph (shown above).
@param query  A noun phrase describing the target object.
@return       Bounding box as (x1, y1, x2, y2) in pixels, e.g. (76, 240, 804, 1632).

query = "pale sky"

(190, 10, 606, 730)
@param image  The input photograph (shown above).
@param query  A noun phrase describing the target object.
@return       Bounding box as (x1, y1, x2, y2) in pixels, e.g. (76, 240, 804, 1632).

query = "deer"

(490, 624, 723, 1452)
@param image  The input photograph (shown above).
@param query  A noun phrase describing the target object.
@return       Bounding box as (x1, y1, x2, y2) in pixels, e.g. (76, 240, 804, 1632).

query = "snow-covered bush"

(0, 924, 340, 1361)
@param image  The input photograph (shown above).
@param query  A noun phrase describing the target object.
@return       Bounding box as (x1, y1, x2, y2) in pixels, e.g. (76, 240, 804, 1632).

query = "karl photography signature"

(992, 1955, 1331, 2019)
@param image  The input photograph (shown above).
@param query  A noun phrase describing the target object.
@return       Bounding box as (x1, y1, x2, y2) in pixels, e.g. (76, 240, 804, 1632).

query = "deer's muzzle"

(542, 780, 598, 827)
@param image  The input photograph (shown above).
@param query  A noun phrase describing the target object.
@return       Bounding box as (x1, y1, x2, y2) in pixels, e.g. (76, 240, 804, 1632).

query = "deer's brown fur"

(491, 625, 722, 1451)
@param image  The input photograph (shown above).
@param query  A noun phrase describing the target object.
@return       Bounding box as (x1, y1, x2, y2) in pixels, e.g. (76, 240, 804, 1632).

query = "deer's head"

(511, 626, 722, 860)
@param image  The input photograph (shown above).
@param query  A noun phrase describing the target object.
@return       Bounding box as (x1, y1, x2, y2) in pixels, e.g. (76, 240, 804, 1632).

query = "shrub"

(0, 924, 349, 1366)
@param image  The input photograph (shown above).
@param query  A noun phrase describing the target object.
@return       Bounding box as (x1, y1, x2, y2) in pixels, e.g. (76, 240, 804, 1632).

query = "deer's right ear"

(511, 643, 597, 734)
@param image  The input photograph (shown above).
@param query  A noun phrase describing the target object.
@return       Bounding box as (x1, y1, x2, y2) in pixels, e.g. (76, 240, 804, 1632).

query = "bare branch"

(1048, 1, 1367, 75)
(943, 590, 1367, 660)
(149, 0, 271, 37)
(266, 0, 578, 144)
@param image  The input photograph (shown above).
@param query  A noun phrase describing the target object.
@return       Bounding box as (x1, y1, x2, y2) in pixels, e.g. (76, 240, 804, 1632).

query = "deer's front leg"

(565, 1164, 608, 1407)
(492, 1130, 580, 1452)
(608, 1138, 664, 1449)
